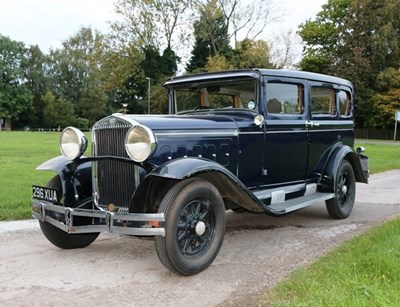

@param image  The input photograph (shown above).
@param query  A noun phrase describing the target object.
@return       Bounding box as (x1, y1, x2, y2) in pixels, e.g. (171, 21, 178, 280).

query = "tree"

(24, 45, 49, 127)
(42, 91, 76, 128)
(298, 0, 400, 128)
(233, 38, 273, 69)
(113, 0, 190, 53)
(216, 0, 279, 48)
(269, 30, 300, 69)
(0, 35, 33, 128)
(371, 68, 400, 129)
(187, 0, 233, 72)
(47, 27, 108, 124)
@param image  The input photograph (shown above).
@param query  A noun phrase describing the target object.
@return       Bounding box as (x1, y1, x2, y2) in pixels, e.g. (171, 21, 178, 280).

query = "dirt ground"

(1, 170, 399, 307)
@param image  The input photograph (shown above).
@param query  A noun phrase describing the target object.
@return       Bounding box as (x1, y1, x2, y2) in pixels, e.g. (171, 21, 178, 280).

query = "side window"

(311, 87, 336, 116)
(338, 90, 352, 117)
(266, 83, 303, 115)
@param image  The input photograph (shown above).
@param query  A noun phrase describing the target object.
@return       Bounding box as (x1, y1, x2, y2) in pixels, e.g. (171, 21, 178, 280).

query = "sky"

(0, 0, 327, 53)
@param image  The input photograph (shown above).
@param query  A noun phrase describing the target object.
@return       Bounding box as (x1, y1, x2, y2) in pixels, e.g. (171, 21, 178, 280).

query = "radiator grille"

(93, 124, 138, 211)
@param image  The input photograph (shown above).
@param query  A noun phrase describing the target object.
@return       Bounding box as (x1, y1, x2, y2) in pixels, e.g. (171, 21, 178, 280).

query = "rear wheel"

(155, 178, 226, 275)
(39, 176, 99, 249)
(325, 160, 356, 219)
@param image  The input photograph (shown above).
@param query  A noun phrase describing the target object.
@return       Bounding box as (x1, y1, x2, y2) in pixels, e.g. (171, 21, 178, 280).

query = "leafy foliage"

(0, 35, 33, 125)
(371, 69, 400, 129)
(299, 0, 400, 128)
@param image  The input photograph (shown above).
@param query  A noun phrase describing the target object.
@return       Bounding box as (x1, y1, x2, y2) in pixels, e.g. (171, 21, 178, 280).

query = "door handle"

(305, 120, 320, 127)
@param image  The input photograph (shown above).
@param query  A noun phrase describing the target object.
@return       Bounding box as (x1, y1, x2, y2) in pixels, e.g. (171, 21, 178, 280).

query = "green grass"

(259, 217, 400, 306)
(0, 132, 61, 220)
(356, 140, 400, 174)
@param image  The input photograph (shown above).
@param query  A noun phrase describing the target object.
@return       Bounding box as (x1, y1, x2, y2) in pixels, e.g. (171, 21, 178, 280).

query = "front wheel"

(326, 160, 356, 219)
(39, 176, 99, 249)
(39, 221, 99, 249)
(155, 178, 226, 275)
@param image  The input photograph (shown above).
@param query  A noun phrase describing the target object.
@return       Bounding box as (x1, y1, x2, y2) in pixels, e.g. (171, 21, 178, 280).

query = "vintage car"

(32, 69, 369, 275)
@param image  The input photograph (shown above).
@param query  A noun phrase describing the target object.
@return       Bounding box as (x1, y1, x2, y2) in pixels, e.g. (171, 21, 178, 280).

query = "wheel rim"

(337, 171, 351, 208)
(176, 199, 215, 258)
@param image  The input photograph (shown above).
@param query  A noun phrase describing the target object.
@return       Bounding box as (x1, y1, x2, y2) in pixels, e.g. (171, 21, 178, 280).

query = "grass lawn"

(356, 140, 400, 174)
(0, 132, 62, 220)
(259, 217, 400, 306)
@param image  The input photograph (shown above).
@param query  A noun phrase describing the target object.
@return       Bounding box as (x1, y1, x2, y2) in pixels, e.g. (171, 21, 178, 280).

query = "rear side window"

(266, 83, 304, 115)
(338, 90, 352, 117)
(311, 87, 336, 116)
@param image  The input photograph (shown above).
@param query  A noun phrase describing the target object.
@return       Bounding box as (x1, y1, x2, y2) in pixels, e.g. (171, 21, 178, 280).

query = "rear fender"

(321, 145, 368, 192)
(36, 156, 93, 207)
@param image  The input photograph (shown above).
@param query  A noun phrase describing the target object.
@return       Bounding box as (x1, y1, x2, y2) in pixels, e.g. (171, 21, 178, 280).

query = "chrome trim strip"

(155, 130, 239, 137)
(309, 129, 353, 133)
(266, 128, 353, 134)
(238, 131, 264, 135)
(32, 199, 165, 237)
(266, 130, 308, 134)
(92, 113, 140, 130)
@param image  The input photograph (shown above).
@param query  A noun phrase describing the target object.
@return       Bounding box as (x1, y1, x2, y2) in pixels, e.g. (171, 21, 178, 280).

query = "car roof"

(164, 69, 353, 88)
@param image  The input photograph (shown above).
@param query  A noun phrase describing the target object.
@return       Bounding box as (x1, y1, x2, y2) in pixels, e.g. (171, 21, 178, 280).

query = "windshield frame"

(168, 76, 260, 115)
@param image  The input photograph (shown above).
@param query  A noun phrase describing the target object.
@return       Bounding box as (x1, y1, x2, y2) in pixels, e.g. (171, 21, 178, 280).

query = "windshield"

(172, 78, 258, 114)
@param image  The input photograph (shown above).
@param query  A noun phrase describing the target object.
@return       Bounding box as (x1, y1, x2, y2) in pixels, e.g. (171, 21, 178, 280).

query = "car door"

(306, 83, 356, 180)
(263, 78, 309, 186)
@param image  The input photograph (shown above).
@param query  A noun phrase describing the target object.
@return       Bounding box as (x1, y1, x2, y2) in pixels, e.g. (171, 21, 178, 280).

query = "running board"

(267, 193, 335, 214)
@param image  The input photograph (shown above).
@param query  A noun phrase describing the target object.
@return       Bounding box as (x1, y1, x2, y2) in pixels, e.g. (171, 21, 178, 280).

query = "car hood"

(98, 111, 259, 132)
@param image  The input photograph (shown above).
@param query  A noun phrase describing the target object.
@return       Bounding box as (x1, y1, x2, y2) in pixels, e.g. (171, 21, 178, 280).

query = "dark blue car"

(32, 69, 369, 275)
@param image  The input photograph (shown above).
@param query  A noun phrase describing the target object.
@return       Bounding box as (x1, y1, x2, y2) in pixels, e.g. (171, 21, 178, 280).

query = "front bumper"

(32, 199, 165, 236)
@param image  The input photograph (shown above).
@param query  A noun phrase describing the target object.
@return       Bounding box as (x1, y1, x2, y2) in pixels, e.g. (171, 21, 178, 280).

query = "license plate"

(32, 185, 58, 203)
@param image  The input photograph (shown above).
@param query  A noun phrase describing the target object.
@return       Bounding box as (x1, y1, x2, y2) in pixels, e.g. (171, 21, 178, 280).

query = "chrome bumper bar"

(32, 199, 165, 236)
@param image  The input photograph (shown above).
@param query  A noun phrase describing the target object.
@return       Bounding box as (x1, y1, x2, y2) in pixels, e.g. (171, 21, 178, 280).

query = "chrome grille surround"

(92, 115, 140, 212)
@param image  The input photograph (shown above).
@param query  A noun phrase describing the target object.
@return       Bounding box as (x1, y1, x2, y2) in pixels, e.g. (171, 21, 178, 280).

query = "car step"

(267, 193, 335, 214)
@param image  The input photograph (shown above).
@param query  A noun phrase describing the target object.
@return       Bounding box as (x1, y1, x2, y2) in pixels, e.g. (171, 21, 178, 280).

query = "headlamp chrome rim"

(124, 125, 156, 162)
(59, 127, 88, 160)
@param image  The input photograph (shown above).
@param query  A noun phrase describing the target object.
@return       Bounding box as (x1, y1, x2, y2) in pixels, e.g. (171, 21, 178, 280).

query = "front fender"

(150, 157, 266, 213)
(151, 157, 233, 180)
(36, 156, 93, 207)
(36, 155, 71, 173)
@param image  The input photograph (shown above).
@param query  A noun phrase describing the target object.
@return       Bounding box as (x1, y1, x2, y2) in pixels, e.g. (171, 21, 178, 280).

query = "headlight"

(125, 125, 156, 162)
(59, 127, 87, 160)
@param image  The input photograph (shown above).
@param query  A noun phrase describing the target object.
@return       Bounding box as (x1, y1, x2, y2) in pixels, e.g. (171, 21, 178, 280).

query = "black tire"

(39, 221, 99, 249)
(39, 176, 99, 249)
(325, 160, 356, 219)
(155, 178, 226, 275)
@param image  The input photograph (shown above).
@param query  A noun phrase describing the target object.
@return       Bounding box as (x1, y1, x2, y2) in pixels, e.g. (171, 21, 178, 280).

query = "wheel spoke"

(199, 210, 209, 220)
(182, 237, 190, 253)
(194, 202, 202, 215)
(177, 223, 187, 230)
(177, 230, 187, 241)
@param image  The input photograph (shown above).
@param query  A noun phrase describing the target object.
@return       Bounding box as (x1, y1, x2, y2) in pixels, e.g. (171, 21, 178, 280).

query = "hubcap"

(195, 221, 206, 236)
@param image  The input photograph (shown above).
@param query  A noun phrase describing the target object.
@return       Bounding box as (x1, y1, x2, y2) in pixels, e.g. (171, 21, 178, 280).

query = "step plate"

(268, 193, 335, 214)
